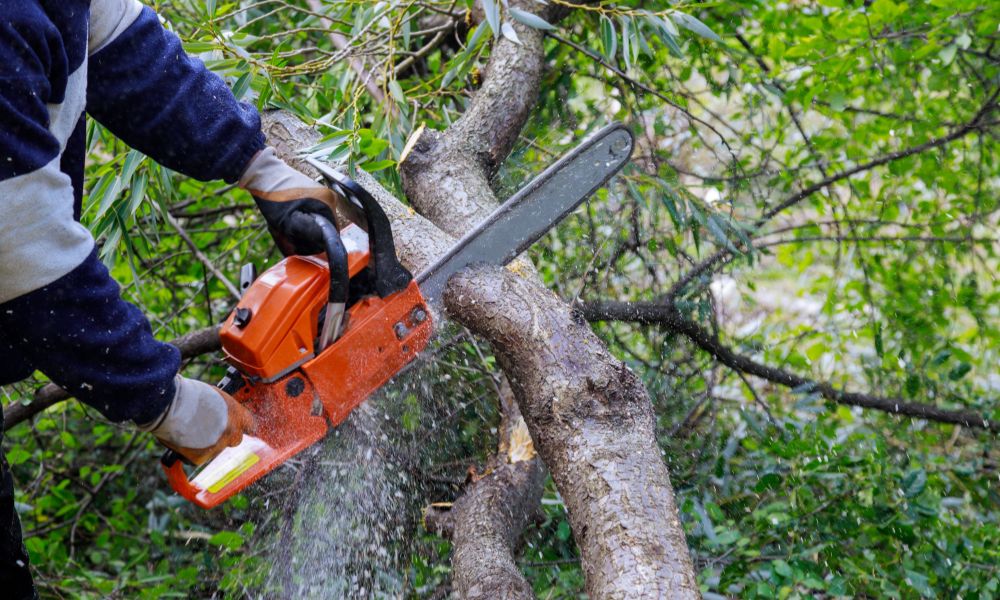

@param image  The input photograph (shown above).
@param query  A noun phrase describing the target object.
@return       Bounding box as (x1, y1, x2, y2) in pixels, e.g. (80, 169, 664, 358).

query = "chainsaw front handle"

(312, 214, 349, 349)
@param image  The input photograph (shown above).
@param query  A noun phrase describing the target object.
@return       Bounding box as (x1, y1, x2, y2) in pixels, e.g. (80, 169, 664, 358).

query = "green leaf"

(670, 11, 722, 42)
(620, 17, 632, 69)
(939, 43, 957, 66)
(500, 21, 521, 45)
(902, 468, 927, 498)
(124, 172, 148, 217)
(707, 214, 740, 252)
(656, 13, 678, 36)
(660, 186, 684, 229)
(600, 15, 617, 61)
(208, 531, 245, 551)
(508, 8, 555, 31)
(556, 520, 571, 541)
(91, 171, 120, 220)
(231, 71, 252, 100)
(755, 472, 783, 493)
(904, 569, 935, 597)
(481, 0, 500, 39)
(947, 362, 972, 380)
(183, 40, 217, 54)
(120, 149, 145, 183)
(772, 559, 793, 579)
(388, 80, 406, 105)
(361, 158, 396, 172)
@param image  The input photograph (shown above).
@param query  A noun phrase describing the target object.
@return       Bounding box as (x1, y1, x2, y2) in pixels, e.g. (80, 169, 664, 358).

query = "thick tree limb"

(425, 456, 544, 599)
(399, 2, 699, 595)
(4, 324, 222, 430)
(425, 385, 546, 600)
(399, 0, 554, 236)
(446, 267, 700, 598)
(579, 300, 998, 434)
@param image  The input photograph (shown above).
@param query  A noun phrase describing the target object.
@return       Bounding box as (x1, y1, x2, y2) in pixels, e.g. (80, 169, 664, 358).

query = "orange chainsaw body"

(164, 226, 432, 509)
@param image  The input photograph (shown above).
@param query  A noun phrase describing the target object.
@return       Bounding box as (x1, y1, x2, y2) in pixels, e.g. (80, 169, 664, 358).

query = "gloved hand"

(140, 376, 255, 465)
(238, 146, 364, 256)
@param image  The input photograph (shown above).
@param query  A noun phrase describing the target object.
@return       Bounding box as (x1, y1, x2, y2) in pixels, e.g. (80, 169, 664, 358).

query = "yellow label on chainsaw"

(207, 453, 260, 494)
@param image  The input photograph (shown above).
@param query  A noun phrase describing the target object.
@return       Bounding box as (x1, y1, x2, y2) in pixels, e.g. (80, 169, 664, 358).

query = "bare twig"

(579, 300, 998, 434)
(165, 212, 241, 300)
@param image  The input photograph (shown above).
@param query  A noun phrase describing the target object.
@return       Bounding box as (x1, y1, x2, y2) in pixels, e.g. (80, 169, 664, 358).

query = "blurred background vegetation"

(2, 0, 997, 597)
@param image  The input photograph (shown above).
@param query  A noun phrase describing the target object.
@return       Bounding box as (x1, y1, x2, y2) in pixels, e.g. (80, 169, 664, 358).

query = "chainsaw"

(161, 123, 634, 509)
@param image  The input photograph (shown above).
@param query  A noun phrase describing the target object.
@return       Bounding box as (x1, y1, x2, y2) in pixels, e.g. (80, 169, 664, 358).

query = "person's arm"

(0, 5, 252, 463)
(86, 0, 264, 183)
(86, 0, 366, 255)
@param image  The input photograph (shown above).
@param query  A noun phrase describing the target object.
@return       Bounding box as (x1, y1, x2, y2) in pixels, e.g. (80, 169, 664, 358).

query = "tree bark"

(445, 266, 699, 598)
(425, 388, 546, 600)
(397, 2, 699, 596)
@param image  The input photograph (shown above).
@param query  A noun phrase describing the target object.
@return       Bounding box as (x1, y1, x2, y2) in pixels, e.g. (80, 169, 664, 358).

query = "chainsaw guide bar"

(161, 123, 634, 508)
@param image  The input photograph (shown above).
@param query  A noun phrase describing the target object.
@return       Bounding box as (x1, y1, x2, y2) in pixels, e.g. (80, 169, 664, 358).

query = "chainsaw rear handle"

(161, 451, 201, 502)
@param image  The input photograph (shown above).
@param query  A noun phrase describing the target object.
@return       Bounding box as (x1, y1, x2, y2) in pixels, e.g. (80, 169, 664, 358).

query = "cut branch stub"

(444, 265, 700, 599)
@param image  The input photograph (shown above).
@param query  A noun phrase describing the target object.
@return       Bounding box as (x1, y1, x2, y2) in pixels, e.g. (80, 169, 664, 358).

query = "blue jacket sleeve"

(86, 6, 265, 183)
(0, 248, 180, 425)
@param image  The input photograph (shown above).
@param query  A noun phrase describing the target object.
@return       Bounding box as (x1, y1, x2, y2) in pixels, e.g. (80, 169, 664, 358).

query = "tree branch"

(666, 93, 999, 300)
(399, 1, 699, 594)
(578, 300, 998, 434)
(425, 385, 545, 599)
(447, 267, 700, 597)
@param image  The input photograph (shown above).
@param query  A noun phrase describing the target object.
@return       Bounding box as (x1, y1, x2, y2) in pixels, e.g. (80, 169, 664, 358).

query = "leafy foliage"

(2, 0, 997, 597)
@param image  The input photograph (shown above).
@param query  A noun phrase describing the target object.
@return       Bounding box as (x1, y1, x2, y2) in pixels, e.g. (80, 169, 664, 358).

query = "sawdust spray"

(258, 332, 476, 598)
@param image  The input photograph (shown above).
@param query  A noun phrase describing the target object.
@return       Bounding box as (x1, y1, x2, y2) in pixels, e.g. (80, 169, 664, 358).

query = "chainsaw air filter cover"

(219, 225, 370, 381)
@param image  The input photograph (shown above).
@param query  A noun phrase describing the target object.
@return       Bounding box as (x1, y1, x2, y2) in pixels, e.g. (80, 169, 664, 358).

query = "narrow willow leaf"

(481, 0, 500, 39)
(388, 80, 406, 104)
(635, 21, 651, 57)
(628, 16, 642, 63)
(600, 15, 616, 61)
(183, 40, 216, 54)
(671, 11, 722, 42)
(658, 13, 679, 36)
(467, 21, 489, 50)
(619, 16, 632, 69)
(92, 172, 119, 219)
(120, 149, 145, 184)
(501, 21, 521, 45)
(231, 71, 252, 100)
(124, 172, 148, 219)
(362, 159, 396, 172)
(653, 23, 684, 57)
(660, 183, 684, 229)
(509, 7, 555, 30)
(707, 214, 740, 252)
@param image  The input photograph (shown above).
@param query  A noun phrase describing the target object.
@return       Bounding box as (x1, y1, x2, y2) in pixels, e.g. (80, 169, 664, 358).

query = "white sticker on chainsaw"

(192, 435, 272, 494)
